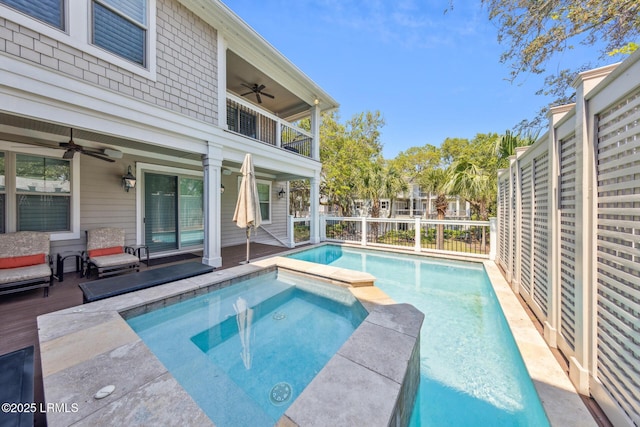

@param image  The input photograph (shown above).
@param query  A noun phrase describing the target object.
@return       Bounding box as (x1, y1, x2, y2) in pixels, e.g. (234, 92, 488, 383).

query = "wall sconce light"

(122, 166, 136, 192)
(220, 184, 225, 194)
(278, 188, 285, 199)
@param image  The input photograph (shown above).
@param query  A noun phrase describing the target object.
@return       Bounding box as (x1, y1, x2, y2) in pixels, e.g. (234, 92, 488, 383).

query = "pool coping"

(37, 261, 423, 426)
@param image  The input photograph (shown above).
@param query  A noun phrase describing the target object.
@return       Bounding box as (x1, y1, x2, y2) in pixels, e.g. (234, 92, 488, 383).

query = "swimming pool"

(125, 269, 367, 426)
(288, 245, 550, 426)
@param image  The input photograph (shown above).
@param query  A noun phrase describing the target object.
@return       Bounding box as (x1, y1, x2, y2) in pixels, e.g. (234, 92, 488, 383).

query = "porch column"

(310, 103, 320, 161)
(310, 172, 321, 243)
(217, 36, 228, 129)
(202, 143, 223, 267)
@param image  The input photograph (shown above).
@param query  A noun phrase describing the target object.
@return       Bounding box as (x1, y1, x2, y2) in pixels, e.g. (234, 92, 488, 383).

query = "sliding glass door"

(144, 172, 203, 253)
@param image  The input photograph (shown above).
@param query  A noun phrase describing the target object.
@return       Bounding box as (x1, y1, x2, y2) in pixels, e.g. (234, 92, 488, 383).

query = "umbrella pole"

(245, 227, 250, 263)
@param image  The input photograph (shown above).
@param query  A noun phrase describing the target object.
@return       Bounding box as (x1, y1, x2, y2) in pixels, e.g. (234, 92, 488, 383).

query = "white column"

(310, 104, 320, 161)
(202, 143, 222, 267)
(309, 173, 320, 243)
(217, 36, 227, 129)
(489, 217, 497, 260)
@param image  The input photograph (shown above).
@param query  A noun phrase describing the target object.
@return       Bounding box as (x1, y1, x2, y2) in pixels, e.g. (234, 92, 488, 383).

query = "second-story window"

(92, 0, 147, 66)
(0, 0, 64, 29)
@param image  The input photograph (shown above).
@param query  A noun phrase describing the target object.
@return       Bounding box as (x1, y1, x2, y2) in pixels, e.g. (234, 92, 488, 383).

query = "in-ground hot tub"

(124, 270, 368, 426)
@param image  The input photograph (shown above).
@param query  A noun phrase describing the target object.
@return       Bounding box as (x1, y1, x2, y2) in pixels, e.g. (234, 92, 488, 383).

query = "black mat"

(79, 262, 215, 303)
(143, 253, 200, 266)
(0, 346, 34, 427)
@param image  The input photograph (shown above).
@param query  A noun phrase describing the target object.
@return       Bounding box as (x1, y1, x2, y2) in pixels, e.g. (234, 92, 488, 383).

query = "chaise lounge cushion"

(0, 264, 52, 285)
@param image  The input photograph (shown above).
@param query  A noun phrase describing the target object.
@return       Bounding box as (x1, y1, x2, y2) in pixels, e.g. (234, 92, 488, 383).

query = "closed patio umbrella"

(233, 153, 261, 263)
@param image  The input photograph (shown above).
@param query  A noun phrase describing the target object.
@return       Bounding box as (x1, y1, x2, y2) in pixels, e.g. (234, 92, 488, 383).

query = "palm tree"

(495, 130, 539, 164)
(447, 160, 495, 221)
(420, 168, 451, 250)
(357, 160, 407, 237)
(447, 160, 496, 250)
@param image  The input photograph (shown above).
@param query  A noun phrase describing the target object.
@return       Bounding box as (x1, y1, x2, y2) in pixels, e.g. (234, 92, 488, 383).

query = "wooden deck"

(0, 243, 297, 427)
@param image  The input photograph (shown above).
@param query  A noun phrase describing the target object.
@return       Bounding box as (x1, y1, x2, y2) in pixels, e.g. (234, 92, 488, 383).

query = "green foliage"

(482, 0, 639, 133)
(318, 110, 385, 216)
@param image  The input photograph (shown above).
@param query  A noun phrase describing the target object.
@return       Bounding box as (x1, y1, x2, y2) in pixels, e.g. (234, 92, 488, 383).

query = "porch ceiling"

(227, 50, 310, 120)
(0, 113, 202, 163)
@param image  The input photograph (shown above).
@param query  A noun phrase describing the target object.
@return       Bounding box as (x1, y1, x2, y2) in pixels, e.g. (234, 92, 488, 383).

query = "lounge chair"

(0, 231, 53, 297)
(84, 228, 140, 278)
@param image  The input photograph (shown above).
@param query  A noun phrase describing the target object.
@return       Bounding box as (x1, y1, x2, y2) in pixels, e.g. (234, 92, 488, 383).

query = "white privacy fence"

(497, 52, 640, 426)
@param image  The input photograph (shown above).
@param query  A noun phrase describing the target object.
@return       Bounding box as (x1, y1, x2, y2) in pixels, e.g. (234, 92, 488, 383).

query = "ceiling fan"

(14, 128, 117, 162)
(240, 83, 274, 104)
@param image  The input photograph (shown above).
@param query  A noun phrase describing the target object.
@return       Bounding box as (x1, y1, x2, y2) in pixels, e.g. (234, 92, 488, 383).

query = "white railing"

(287, 216, 311, 247)
(317, 216, 494, 258)
(226, 92, 314, 159)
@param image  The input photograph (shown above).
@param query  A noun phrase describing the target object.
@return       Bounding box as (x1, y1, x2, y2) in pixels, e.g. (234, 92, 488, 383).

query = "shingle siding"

(0, 0, 218, 125)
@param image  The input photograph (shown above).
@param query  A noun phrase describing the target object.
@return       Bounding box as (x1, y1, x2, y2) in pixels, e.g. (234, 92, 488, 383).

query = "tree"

(485, 0, 639, 80)
(483, 0, 639, 132)
(315, 110, 385, 216)
(495, 129, 538, 166)
(419, 167, 451, 250)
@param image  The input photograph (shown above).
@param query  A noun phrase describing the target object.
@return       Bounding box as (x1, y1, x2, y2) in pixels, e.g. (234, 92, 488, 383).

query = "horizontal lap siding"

(596, 87, 640, 424)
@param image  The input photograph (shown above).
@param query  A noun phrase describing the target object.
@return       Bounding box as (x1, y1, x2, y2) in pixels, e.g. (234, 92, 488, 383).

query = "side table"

(126, 245, 150, 265)
(56, 251, 84, 282)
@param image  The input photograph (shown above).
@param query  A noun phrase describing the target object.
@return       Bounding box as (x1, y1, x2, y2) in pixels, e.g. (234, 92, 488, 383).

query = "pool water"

(126, 270, 367, 426)
(288, 245, 550, 426)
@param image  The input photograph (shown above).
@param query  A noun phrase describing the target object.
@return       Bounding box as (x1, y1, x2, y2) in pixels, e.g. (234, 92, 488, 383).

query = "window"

(16, 154, 71, 232)
(92, 0, 147, 66)
(257, 182, 270, 222)
(0, 0, 64, 29)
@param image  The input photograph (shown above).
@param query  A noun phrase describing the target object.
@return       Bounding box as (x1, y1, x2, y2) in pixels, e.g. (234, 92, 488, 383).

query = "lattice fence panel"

(520, 162, 533, 294)
(595, 87, 640, 424)
(498, 174, 510, 273)
(559, 132, 578, 351)
(532, 152, 550, 317)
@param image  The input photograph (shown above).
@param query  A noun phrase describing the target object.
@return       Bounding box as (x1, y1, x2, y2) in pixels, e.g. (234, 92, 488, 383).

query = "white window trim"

(0, 0, 156, 79)
(135, 162, 203, 246)
(236, 176, 272, 225)
(0, 141, 80, 240)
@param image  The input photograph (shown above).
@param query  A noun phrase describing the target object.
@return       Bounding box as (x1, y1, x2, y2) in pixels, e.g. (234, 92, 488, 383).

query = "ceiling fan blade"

(240, 91, 253, 96)
(257, 84, 265, 91)
(256, 93, 262, 103)
(62, 149, 75, 159)
(241, 83, 253, 89)
(262, 92, 275, 99)
(82, 151, 116, 162)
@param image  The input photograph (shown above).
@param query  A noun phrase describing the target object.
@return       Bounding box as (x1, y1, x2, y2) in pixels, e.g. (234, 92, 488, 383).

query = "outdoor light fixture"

(278, 188, 285, 199)
(221, 184, 225, 194)
(122, 166, 136, 192)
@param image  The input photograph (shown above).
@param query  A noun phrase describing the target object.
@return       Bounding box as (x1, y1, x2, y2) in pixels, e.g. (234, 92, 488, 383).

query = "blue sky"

(222, 0, 615, 158)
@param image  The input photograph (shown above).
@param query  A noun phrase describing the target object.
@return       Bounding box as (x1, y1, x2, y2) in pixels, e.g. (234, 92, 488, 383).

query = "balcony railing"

(226, 93, 314, 159)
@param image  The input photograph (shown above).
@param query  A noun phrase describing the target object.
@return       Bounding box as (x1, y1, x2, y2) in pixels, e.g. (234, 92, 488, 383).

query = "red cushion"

(88, 246, 124, 258)
(0, 253, 46, 269)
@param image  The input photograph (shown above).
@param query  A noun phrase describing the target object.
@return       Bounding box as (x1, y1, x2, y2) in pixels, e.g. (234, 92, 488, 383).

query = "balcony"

(226, 93, 315, 159)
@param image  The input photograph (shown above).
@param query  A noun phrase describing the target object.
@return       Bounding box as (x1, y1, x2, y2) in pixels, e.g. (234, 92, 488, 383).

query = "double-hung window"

(0, 0, 64, 30)
(15, 154, 71, 232)
(0, 146, 79, 239)
(92, 0, 147, 66)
